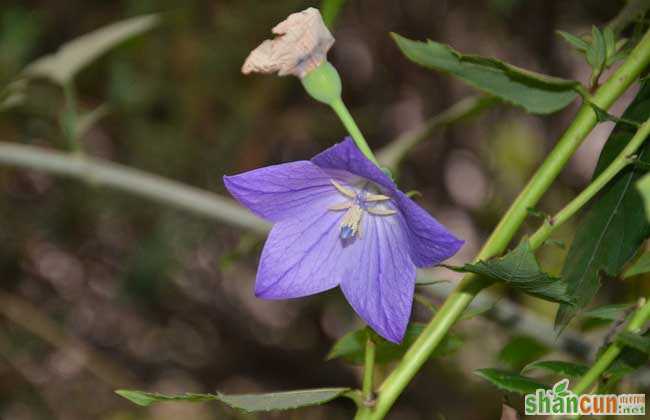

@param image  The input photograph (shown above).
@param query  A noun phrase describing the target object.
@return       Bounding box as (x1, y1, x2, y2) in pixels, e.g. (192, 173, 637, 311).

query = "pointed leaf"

(623, 251, 650, 278)
(116, 388, 350, 412)
(446, 241, 574, 304)
(23, 14, 159, 84)
(581, 303, 634, 321)
(555, 81, 650, 331)
(327, 324, 461, 365)
(556, 30, 589, 52)
(391, 33, 579, 114)
(521, 360, 589, 378)
(474, 368, 549, 395)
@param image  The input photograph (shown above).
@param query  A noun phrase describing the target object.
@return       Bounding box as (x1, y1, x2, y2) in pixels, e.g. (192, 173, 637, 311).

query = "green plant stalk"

(370, 28, 650, 420)
(529, 118, 650, 249)
(330, 97, 381, 166)
(355, 332, 377, 420)
(62, 82, 80, 151)
(573, 297, 650, 395)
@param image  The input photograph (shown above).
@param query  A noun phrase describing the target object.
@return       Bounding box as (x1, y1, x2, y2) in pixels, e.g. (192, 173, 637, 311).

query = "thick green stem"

(330, 98, 380, 166)
(573, 297, 650, 395)
(355, 332, 377, 420)
(370, 28, 650, 420)
(529, 119, 650, 249)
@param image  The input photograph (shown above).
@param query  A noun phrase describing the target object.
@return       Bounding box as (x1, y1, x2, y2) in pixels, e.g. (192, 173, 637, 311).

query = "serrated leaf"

(555, 82, 650, 331)
(498, 335, 549, 371)
(623, 251, 650, 278)
(23, 14, 159, 85)
(581, 303, 634, 321)
(446, 241, 574, 304)
(474, 368, 549, 395)
(391, 33, 579, 114)
(116, 388, 350, 412)
(616, 331, 650, 354)
(327, 324, 461, 365)
(556, 30, 589, 52)
(522, 360, 589, 378)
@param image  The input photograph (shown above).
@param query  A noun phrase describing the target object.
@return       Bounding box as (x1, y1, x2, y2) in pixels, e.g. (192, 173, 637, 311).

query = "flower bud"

(300, 61, 342, 105)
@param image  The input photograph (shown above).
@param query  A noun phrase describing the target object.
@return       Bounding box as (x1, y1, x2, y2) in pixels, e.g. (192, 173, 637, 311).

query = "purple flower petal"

(255, 204, 344, 299)
(339, 214, 416, 343)
(395, 195, 464, 267)
(223, 161, 336, 222)
(313, 138, 463, 267)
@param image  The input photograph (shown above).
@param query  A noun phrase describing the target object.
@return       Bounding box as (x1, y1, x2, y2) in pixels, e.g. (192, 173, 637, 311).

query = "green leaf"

(327, 324, 462, 365)
(616, 331, 650, 354)
(623, 251, 650, 278)
(586, 26, 607, 71)
(603, 27, 616, 62)
(391, 33, 579, 114)
(23, 14, 159, 85)
(521, 360, 589, 378)
(581, 303, 634, 321)
(555, 81, 650, 331)
(446, 241, 574, 304)
(605, 330, 650, 381)
(498, 335, 549, 371)
(556, 30, 589, 52)
(115, 388, 350, 412)
(474, 368, 549, 395)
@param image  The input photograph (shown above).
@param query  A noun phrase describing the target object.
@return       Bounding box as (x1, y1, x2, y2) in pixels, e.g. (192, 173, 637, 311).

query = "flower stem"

(572, 297, 650, 395)
(369, 27, 650, 420)
(362, 332, 376, 401)
(529, 118, 650, 249)
(330, 97, 380, 166)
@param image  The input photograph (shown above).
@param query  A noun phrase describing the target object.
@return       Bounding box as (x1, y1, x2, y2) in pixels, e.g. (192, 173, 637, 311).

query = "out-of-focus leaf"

(581, 303, 634, 321)
(556, 30, 589, 52)
(116, 388, 350, 412)
(459, 302, 495, 321)
(521, 360, 589, 378)
(638, 172, 650, 219)
(446, 241, 574, 304)
(327, 324, 462, 365)
(498, 335, 549, 371)
(320, 0, 347, 27)
(616, 331, 650, 354)
(391, 33, 579, 114)
(623, 251, 650, 278)
(474, 369, 549, 395)
(75, 104, 110, 141)
(23, 14, 159, 85)
(555, 82, 650, 331)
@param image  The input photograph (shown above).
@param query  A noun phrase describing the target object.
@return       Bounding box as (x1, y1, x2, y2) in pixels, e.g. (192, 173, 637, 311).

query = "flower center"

(328, 179, 397, 240)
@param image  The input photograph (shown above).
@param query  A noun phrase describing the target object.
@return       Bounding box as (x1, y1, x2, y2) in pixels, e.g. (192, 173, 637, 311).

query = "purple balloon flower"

(224, 138, 463, 343)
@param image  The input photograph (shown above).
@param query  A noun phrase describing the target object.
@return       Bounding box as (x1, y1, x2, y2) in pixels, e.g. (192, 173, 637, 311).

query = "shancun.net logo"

(525, 379, 645, 416)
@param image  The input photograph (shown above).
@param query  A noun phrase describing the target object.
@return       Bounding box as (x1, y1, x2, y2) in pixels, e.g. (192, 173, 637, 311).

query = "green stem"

(370, 27, 650, 420)
(330, 97, 380, 166)
(529, 118, 650, 249)
(573, 297, 650, 395)
(62, 82, 80, 152)
(362, 332, 376, 401)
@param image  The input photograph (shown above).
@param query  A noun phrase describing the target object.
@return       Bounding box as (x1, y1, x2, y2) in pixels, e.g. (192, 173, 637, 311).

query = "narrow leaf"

(446, 241, 574, 304)
(521, 360, 589, 378)
(474, 368, 549, 395)
(391, 33, 579, 114)
(320, 0, 347, 27)
(23, 14, 159, 84)
(581, 303, 634, 321)
(623, 251, 650, 278)
(616, 331, 650, 354)
(556, 30, 589, 52)
(327, 324, 461, 365)
(116, 388, 350, 412)
(555, 81, 650, 331)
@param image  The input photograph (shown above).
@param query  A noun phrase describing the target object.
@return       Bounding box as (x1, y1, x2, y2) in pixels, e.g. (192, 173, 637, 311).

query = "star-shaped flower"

(224, 139, 463, 342)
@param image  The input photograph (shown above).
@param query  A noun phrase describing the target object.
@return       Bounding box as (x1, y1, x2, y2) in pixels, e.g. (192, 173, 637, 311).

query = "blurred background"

(0, 0, 647, 419)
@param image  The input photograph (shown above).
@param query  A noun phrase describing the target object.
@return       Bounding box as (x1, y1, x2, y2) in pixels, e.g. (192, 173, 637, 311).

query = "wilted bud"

(242, 7, 334, 78)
